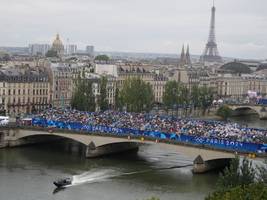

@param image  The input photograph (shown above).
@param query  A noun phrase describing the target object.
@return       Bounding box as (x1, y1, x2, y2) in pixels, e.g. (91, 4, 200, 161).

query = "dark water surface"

(0, 115, 264, 200)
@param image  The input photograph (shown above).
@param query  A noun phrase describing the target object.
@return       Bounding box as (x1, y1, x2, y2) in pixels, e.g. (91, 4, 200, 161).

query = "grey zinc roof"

(0, 68, 49, 82)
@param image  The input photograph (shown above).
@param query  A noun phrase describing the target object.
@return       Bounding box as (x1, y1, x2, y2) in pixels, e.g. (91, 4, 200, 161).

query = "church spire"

(179, 44, 191, 67)
(181, 44, 185, 58)
(179, 44, 186, 67)
(186, 44, 191, 66)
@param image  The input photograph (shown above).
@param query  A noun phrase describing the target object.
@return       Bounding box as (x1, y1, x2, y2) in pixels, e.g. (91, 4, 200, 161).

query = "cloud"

(0, 0, 266, 59)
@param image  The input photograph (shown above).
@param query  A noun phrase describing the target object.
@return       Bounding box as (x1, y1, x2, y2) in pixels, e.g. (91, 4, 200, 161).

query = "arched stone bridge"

(0, 127, 245, 173)
(227, 104, 267, 119)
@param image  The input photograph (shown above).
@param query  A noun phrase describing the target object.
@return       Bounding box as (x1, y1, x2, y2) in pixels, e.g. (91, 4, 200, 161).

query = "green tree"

(144, 197, 160, 200)
(216, 156, 255, 192)
(163, 81, 188, 109)
(163, 82, 214, 114)
(217, 105, 233, 120)
(207, 156, 267, 200)
(239, 157, 256, 186)
(216, 156, 240, 192)
(45, 50, 58, 57)
(179, 85, 189, 105)
(199, 86, 214, 114)
(257, 159, 267, 184)
(0, 53, 10, 61)
(119, 77, 154, 112)
(95, 54, 110, 61)
(115, 87, 121, 110)
(71, 75, 95, 111)
(191, 85, 200, 108)
(98, 77, 109, 111)
(163, 81, 178, 109)
(206, 183, 267, 200)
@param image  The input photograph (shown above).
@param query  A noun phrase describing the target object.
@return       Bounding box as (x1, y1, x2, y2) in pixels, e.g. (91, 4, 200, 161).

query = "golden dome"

(51, 34, 64, 56)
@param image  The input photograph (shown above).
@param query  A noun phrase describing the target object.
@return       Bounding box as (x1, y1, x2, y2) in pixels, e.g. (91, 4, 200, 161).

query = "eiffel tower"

(200, 1, 222, 63)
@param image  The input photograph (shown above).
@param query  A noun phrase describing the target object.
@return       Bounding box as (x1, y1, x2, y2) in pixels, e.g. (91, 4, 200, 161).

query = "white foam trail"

(70, 169, 121, 186)
(65, 165, 193, 188)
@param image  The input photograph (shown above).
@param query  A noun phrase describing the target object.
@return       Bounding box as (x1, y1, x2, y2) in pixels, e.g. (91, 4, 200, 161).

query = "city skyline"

(0, 0, 267, 59)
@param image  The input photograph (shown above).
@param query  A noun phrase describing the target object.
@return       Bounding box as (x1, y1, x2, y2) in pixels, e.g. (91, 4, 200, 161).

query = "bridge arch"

(229, 105, 262, 118)
(11, 130, 141, 158)
(17, 134, 88, 147)
(233, 106, 259, 114)
(6, 128, 238, 173)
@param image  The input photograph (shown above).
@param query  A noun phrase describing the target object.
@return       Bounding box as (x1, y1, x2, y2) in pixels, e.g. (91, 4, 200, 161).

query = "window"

(13, 89, 15, 95)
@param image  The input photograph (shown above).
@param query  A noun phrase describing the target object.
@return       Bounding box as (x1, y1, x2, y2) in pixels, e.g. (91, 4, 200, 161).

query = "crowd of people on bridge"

(31, 108, 267, 144)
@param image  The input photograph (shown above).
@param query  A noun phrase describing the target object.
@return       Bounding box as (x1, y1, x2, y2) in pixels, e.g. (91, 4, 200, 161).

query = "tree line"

(163, 80, 214, 114)
(71, 72, 109, 112)
(115, 77, 154, 112)
(71, 76, 214, 114)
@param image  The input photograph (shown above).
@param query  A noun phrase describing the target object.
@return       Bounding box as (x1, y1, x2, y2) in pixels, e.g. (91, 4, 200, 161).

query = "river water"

(0, 115, 264, 200)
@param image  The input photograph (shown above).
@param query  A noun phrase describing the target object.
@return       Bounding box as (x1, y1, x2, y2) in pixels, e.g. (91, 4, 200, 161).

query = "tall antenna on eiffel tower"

(200, 0, 222, 63)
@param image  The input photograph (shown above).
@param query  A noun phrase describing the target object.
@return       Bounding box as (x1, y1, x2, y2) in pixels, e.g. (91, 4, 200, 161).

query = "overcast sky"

(0, 0, 267, 59)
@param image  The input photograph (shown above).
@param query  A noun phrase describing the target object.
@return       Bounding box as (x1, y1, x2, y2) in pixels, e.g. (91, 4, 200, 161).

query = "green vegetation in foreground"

(206, 157, 267, 200)
(143, 197, 160, 200)
(144, 158, 267, 200)
(216, 105, 233, 120)
(206, 183, 267, 200)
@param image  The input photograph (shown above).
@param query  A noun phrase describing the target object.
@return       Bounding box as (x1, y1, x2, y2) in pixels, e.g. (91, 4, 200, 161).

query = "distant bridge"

(227, 104, 267, 119)
(0, 126, 265, 173)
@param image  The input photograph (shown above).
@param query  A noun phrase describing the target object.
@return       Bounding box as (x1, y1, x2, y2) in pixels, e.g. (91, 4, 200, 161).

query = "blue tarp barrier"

(31, 118, 266, 153)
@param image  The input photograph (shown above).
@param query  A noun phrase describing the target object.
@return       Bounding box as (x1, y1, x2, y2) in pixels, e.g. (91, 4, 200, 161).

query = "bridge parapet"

(1, 126, 265, 173)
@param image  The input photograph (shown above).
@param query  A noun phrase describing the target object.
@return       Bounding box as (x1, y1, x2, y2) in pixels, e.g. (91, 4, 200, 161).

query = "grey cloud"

(0, 0, 267, 59)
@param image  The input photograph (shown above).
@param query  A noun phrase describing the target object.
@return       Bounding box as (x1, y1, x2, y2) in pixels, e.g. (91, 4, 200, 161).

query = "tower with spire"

(185, 44, 191, 66)
(200, 1, 222, 63)
(179, 44, 191, 67)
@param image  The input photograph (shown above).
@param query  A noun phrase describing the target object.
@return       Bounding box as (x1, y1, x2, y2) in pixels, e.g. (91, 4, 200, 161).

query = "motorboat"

(53, 177, 72, 188)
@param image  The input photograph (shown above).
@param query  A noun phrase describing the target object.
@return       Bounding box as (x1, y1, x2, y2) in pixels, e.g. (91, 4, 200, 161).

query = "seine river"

(0, 115, 265, 200)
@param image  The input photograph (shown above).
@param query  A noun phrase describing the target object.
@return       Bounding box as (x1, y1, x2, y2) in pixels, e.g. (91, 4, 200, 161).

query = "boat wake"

(53, 164, 192, 194)
(71, 164, 193, 186)
(71, 169, 121, 186)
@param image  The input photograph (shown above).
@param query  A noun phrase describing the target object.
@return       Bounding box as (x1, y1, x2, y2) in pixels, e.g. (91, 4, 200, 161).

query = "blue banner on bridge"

(31, 118, 266, 154)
